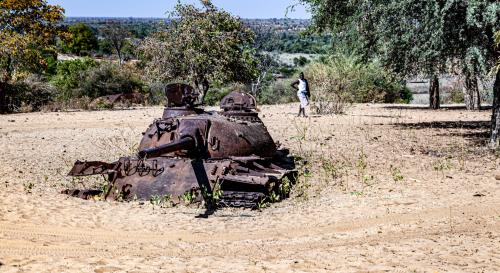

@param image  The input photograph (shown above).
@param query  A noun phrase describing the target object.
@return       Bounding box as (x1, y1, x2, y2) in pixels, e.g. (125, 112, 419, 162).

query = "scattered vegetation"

(181, 190, 196, 205)
(150, 194, 173, 208)
(23, 181, 35, 194)
(305, 55, 412, 114)
(390, 165, 404, 183)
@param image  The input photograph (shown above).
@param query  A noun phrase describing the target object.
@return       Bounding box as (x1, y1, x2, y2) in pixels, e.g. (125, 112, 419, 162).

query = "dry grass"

(0, 103, 499, 272)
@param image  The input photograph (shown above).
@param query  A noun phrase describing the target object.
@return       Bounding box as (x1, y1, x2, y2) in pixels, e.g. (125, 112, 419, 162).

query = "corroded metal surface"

(66, 84, 296, 209)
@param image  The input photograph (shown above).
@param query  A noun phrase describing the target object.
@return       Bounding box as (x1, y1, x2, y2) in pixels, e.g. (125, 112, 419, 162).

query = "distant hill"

(64, 17, 331, 54)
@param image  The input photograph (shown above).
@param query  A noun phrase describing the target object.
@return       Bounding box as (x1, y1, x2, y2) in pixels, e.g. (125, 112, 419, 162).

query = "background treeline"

(0, 0, 422, 114)
(63, 17, 332, 54)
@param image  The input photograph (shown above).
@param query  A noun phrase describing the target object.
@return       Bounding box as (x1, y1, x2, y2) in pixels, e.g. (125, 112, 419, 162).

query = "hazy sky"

(47, 0, 311, 19)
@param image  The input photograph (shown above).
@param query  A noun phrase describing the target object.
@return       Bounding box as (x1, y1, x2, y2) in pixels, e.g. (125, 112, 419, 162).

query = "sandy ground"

(0, 103, 499, 273)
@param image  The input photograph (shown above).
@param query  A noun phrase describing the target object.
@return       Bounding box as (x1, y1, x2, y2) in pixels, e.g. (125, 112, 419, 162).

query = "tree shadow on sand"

(384, 105, 492, 111)
(395, 120, 491, 146)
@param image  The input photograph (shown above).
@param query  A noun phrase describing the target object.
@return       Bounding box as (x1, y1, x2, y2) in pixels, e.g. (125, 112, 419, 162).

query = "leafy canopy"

(0, 0, 66, 78)
(301, 0, 500, 79)
(62, 23, 98, 56)
(138, 1, 258, 92)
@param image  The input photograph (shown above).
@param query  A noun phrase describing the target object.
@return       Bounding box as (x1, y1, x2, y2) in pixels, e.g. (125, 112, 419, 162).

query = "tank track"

(218, 191, 265, 209)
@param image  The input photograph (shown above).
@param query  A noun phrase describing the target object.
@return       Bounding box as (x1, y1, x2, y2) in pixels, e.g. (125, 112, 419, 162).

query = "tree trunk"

(489, 68, 500, 149)
(463, 75, 480, 110)
(117, 50, 123, 65)
(195, 78, 210, 104)
(475, 80, 481, 110)
(429, 75, 440, 109)
(0, 81, 6, 114)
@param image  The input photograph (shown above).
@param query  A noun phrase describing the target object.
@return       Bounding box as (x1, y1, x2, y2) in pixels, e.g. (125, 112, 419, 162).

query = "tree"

(251, 52, 279, 97)
(377, 0, 449, 110)
(0, 0, 65, 113)
(102, 22, 132, 65)
(440, 0, 499, 110)
(301, 0, 499, 110)
(138, 1, 257, 102)
(489, 31, 500, 148)
(62, 23, 98, 56)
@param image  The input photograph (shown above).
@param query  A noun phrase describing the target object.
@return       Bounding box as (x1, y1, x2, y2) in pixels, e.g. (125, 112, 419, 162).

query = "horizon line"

(64, 16, 311, 20)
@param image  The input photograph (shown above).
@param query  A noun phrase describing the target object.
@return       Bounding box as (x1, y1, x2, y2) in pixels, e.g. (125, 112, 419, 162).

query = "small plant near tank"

(201, 184, 223, 207)
(390, 165, 404, 182)
(356, 149, 374, 188)
(150, 194, 173, 208)
(278, 177, 292, 198)
(23, 181, 34, 194)
(181, 190, 196, 205)
(433, 157, 453, 177)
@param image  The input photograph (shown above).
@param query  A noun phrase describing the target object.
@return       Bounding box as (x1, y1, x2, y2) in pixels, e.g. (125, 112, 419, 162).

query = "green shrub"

(51, 58, 98, 101)
(304, 55, 411, 114)
(77, 62, 144, 98)
(204, 88, 232, 106)
(147, 82, 167, 105)
(258, 80, 297, 105)
(205, 83, 248, 106)
(6, 74, 56, 112)
(51, 59, 144, 101)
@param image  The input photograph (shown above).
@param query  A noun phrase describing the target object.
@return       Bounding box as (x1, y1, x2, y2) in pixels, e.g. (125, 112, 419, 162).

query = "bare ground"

(0, 103, 498, 273)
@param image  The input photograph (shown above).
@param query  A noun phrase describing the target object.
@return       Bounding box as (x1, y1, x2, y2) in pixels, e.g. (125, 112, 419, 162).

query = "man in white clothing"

(291, 72, 310, 117)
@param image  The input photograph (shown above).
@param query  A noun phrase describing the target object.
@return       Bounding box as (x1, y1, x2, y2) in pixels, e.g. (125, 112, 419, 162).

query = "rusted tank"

(65, 83, 295, 208)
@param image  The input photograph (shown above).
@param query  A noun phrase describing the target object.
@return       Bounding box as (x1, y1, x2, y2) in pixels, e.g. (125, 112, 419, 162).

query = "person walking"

(291, 72, 310, 117)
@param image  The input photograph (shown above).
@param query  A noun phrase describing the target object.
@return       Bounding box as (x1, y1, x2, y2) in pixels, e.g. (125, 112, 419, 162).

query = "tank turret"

(65, 84, 295, 208)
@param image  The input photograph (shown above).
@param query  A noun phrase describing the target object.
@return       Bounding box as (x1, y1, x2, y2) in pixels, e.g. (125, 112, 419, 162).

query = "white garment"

(298, 79, 307, 93)
(297, 79, 309, 108)
(297, 90, 309, 108)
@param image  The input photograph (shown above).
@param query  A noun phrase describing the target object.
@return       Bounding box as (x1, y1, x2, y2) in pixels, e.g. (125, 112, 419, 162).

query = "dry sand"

(0, 103, 498, 273)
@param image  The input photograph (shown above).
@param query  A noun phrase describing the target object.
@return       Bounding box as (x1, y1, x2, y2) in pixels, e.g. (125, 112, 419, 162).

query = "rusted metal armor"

(65, 83, 296, 208)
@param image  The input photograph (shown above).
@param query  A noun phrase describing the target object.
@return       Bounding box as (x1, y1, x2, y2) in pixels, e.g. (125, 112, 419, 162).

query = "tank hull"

(66, 153, 295, 208)
(65, 89, 296, 209)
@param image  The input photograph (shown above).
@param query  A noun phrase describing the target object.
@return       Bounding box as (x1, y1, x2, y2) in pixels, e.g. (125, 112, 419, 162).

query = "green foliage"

(258, 80, 297, 105)
(102, 23, 132, 63)
(293, 56, 310, 67)
(201, 184, 223, 208)
(62, 23, 98, 56)
(64, 18, 329, 54)
(138, 1, 258, 97)
(77, 62, 144, 98)
(181, 190, 196, 204)
(0, 0, 66, 74)
(51, 59, 144, 101)
(304, 55, 410, 114)
(150, 194, 173, 208)
(390, 165, 404, 182)
(302, 0, 499, 110)
(97, 39, 114, 55)
(204, 87, 233, 106)
(50, 58, 98, 101)
(6, 74, 56, 112)
(252, 25, 332, 54)
(0, 0, 66, 113)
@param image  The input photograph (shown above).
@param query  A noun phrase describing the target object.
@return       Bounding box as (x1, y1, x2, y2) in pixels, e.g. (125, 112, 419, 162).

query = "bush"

(147, 82, 167, 105)
(305, 63, 354, 114)
(51, 58, 98, 101)
(51, 59, 145, 101)
(77, 63, 144, 98)
(5, 74, 56, 112)
(205, 83, 247, 106)
(258, 80, 297, 105)
(304, 55, 411, 114)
